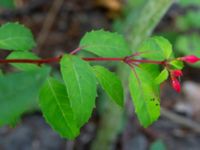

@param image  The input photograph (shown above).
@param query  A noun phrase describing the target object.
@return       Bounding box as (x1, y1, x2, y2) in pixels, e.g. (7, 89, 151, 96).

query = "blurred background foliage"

(159, 0, 200, 67)
(0, 0, 15, 9)
(113, 0, 200, 68)
(0, 0, 200, 150)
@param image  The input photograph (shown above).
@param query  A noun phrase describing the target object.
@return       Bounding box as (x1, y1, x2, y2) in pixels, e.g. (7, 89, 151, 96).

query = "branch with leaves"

(0, 22, 199, 139)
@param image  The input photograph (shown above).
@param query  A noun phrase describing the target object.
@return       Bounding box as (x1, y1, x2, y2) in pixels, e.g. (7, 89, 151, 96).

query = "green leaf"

(39, 78, 79, 139)
(138, 36, 173, 60)
(155, 68, 169, 84)
(93, 66, 124, 107)
(0, 23, 36, 51)
(0, 0, 15, 9)
(129, 65, 160, 127)
(0, 67, 50, 126)
(150, 139, 166, 150)
(139, 64, 160, 79)
(169, 60, 184, 69)
(60, 55, 97, 127)
(80, 30, 131, 57)
(7, 51, 40, 71)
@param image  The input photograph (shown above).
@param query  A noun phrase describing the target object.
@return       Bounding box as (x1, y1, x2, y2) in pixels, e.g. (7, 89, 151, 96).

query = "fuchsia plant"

(2, 53, 198, 94)
(170, 69, 183, 93)
(179, 55, 200, 63)
(0, 23, 200, 139)
(170, 76, 181, 93)
(171, 70, 183, 77)
(169, 55, 200, 93)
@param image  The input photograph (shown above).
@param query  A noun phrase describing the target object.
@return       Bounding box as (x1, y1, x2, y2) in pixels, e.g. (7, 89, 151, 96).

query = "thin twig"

(0, 56, 167, 65)
(161, 107, 200, 133)
(0, 0, 49, 18)
(37, 0, 65, 49)
(69, 47, 82, 55)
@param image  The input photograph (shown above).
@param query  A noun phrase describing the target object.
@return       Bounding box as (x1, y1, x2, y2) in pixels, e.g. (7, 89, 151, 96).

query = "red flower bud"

(180, 55, 200, 63)
(171, 77, 181, 93)
(171, 70, 183, 77)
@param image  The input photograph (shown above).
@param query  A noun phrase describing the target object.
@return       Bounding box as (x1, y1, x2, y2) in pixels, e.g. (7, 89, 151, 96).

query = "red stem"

(0, 57, 165, 65)
(83, 57, 123, 61)
(0, 46, 166, 65)
(0, 56, 61, 64)
(70, 47, 82, 55)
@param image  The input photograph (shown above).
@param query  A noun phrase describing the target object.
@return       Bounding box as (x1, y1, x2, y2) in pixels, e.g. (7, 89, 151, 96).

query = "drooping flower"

(171, 77, 181, 93)
(171, 70, 183, 77)
(180, 55, 200, 63)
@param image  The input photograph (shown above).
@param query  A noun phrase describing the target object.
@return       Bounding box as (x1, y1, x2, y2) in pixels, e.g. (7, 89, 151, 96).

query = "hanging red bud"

(171, 70, 183, 77)
(180, 55, 200, 63)
(171, 77, 181, 93)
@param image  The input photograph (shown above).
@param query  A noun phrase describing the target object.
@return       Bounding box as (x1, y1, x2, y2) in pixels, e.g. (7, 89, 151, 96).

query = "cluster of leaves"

(0, 22, 186, 139)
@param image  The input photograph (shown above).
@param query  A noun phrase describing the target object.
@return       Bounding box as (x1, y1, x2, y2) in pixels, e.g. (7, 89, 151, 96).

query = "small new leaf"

(169, 60, 184, 70)
(93, 65, 124, 106)
(0, 23, 36, 51)
(80, 30, 131, 57)
(155, 68, 169, 84)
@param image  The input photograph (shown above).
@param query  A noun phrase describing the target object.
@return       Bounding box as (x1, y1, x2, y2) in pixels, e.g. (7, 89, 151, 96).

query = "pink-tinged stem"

(0, 57, 166, 65)
(0, 57, 61, 64)
(70, 47, 82, 55)
(83, 57, 124, 61)
(0, 46, 167, 65)
(0, 57, 123, 64)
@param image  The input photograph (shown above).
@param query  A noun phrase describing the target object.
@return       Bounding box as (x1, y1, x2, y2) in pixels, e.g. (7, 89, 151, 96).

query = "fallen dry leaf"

(95, 0, 122, 18)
